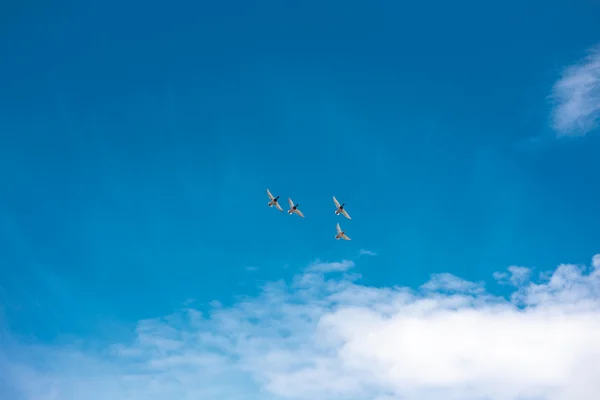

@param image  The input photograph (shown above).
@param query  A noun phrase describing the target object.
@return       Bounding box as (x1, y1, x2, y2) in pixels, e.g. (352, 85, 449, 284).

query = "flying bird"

(266, 189, 283, 211)
(335, 222, 351, 240)
(287, 198, 305, 218)
(333, 196, 351, 219)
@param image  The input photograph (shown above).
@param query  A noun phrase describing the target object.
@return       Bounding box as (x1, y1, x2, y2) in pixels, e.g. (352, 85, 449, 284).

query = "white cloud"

(507, 266, 531, 285)
(420, 273, 485, 294)
(492, 271, 508, 281)
(306, 259, 355, 273)
(550, 44, 600, 137)
(359, 249, 377, 257)
(2, 254, 600, 400)
(592, 254, 600, 270)
(494, 265, 531, 287)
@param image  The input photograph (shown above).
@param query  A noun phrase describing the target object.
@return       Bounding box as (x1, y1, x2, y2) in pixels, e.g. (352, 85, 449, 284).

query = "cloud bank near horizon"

(2, 256, 600, 400)
(550, 44, 600, 137)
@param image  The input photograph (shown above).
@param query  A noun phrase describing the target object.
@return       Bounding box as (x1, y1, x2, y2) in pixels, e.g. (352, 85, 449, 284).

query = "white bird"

(267, 189, 283, 211)
(287, 198, 305, 218)
(333, 196, 351, 219)
(335, 222, 351, 240)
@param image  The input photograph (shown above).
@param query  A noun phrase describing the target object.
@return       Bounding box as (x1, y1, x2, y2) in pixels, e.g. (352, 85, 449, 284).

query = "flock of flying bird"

(266, 188, 352, 240)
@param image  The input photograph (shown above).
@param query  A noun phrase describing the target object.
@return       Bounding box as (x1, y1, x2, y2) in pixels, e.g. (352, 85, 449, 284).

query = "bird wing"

(333, 196, 341, 208)
(341, 209, 352, 219)
(293, 209, 305, 218)
(341, 233, 351, 241)
(267, 189, 274, 200)
(336, 223, 342, 234)
(275, 202, 283, 212)
(288, 198, 294, 208)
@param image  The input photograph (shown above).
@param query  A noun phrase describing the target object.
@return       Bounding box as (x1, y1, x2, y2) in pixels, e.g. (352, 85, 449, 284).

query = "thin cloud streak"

(550, 44, 600, 137)
(307, 259, 355, 273)
(359, 249, 377, 256)
(1, 255, 600, 400)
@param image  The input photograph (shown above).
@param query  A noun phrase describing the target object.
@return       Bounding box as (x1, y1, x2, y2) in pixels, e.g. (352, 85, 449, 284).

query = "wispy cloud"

(550, 44, 600, 137)
(307, 259, 355, 273)
(493, 265, 532, 286)
(420, 273, 485, 294)
(2, 255, 600, 400)
(593, 254, 600, 269)
(359, 249, 377, 256)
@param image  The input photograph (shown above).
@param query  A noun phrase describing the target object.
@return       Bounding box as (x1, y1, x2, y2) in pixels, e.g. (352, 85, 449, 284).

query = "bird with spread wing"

(287, 198, 305, 218)
(335, 222, 351, 240)
(333, 196, 351, 219)
(266, 189, 283, 211)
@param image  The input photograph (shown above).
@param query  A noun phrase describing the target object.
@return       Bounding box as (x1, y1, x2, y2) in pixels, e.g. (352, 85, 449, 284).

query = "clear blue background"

(1, 0, 599, 341)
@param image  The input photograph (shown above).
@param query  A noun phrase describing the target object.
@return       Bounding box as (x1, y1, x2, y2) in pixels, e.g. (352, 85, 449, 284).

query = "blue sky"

(1, 1, 600, 399)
